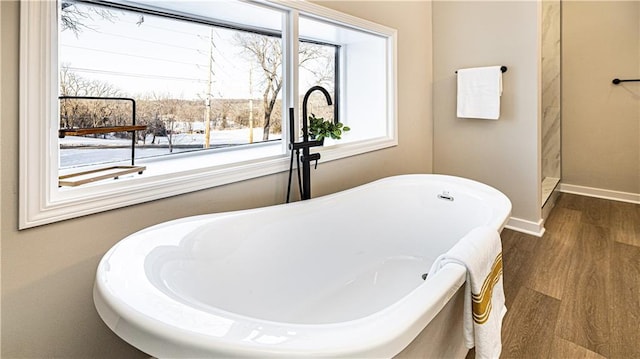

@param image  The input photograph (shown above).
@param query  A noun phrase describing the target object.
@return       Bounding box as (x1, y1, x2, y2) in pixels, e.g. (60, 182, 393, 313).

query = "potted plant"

(307, 113, 350, 142)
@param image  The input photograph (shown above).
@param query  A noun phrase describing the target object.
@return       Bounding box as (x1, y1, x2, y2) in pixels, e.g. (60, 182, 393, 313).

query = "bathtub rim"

(93, 173, 512, 357)
(94, 262, 468, 358)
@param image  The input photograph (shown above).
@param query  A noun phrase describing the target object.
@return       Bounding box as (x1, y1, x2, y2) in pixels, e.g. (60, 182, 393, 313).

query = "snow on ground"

(59, 128, 282, 168)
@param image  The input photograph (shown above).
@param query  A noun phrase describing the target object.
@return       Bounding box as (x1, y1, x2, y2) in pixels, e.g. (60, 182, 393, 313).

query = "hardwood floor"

(498, 193, 640, 359)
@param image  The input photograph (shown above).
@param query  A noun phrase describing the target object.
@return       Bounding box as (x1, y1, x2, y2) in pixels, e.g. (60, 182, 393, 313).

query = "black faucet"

(289, 86, 333, 200)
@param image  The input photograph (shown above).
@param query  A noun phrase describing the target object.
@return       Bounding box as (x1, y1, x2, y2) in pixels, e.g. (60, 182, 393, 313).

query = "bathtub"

(93, 174, 511, 358)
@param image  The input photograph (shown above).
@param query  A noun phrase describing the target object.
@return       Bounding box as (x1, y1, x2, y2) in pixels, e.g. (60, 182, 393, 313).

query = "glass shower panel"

(541, 0, 562, 206)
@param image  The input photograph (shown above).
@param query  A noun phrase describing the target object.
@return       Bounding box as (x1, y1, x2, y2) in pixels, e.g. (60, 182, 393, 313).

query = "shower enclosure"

(541, 0, 562, 211)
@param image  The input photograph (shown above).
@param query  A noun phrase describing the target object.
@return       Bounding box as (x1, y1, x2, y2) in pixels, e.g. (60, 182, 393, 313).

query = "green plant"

(308, 113, 351, 141)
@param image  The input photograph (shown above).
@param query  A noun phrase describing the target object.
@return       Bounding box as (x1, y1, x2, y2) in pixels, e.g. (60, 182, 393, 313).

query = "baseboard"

(559, 183, 640, 204)
(504, 217, 545, 237)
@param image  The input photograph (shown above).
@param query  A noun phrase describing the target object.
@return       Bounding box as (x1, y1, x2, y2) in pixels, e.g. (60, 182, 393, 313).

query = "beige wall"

(562, 1, 640, 195)
(0, 1, 432, 357)
(0, 0, 3, 352)
(432, 1, 541, 223)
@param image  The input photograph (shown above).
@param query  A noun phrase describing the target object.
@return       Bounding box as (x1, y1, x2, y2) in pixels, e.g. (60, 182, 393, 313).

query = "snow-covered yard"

(59, 128, 282, 168)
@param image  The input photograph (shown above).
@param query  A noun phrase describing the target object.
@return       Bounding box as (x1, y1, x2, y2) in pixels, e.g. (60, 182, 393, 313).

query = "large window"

(58, 1, 339, 171)
(58, 2, 285, 166)
(20, 0, 397, 228)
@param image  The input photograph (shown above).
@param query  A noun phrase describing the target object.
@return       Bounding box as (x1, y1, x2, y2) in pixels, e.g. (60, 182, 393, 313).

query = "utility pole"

(248, 66, 254, 143)
(204, 27, 214, 149)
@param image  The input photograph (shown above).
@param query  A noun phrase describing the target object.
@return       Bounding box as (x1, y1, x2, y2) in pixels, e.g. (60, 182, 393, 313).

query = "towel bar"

(455, 66, 507, 74)
(612, 78, 640, 85)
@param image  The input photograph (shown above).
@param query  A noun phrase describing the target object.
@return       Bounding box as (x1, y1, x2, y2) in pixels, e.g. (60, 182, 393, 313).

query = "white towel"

(428, 226, 507, 359)
(456, 66, 503, 120)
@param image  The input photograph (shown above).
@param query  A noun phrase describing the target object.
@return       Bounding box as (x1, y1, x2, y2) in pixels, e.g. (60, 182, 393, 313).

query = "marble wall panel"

(542, 0, 562, 181)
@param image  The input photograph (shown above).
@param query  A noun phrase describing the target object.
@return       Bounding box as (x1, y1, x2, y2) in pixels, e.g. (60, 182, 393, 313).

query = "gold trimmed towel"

(428, 226, 507, 359)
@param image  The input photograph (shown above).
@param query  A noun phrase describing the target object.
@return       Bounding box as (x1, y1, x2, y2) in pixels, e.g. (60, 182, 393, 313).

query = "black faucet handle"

(301, 152, 321, 166)
(308, 153, 321, 169)
(308, 153, 320, 161)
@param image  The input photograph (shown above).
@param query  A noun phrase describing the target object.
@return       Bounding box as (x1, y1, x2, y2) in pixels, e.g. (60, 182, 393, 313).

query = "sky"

(60, 3, 257, 100)
(59, 1, 333, 101)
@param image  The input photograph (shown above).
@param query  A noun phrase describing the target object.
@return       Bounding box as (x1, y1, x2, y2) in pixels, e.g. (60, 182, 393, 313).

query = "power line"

(61, 44, 208, 68)
(118, 19, 207, 38)
(66, 66, 209, 83)
(94, 31, 205, 53)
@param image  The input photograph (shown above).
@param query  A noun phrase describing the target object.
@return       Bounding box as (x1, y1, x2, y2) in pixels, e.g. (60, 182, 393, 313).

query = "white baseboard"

(503, 184, 639, 238)
(559, 183, 640, 204)
(504, 217, 545, 237)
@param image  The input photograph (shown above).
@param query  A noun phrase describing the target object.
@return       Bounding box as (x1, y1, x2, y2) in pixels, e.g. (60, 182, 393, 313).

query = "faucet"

(289, 86, 333, 200)
(301, 86, 333, 146)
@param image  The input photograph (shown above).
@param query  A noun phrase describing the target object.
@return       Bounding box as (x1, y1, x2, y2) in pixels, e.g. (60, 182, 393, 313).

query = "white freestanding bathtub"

(94, 174, 511, 358)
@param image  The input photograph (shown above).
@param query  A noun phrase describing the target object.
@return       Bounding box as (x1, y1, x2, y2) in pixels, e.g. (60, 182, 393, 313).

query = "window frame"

(19, 0, 398, 229)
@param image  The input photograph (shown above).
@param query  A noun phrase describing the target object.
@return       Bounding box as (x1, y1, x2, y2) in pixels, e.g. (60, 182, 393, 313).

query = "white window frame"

(19, 0, 397, 229)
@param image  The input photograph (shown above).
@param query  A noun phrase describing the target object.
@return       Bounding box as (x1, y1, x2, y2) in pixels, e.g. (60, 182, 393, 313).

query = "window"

(58, 2, 287, 167)
(19, 0, 397, 228)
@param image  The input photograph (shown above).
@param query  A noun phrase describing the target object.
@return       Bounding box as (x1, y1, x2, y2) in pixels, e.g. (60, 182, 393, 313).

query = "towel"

(456, 66, 503, 120)
(428, 226, 507, 359)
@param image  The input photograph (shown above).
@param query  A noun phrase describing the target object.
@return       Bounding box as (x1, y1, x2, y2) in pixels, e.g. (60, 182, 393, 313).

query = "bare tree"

(235, 34, 326, 140)
(59, 66, 125, 132)
(299, 42, 335, 90)
(59, 66, 85, 129)
(60, 65, 87, 97)
(161, 97, 180, 153)
(234, 34, 281, 140)
(60, 1, 118, 36)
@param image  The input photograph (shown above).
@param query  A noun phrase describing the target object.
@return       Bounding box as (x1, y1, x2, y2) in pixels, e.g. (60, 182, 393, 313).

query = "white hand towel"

(428, 226, 507, 359)
(457, 66, 503, 120)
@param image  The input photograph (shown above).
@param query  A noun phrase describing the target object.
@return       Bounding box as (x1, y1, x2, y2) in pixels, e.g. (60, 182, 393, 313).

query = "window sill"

(22, 136, 396, 229)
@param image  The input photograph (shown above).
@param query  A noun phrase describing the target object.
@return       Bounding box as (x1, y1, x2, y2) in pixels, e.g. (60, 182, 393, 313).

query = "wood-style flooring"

(471, 193, 640, 358)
